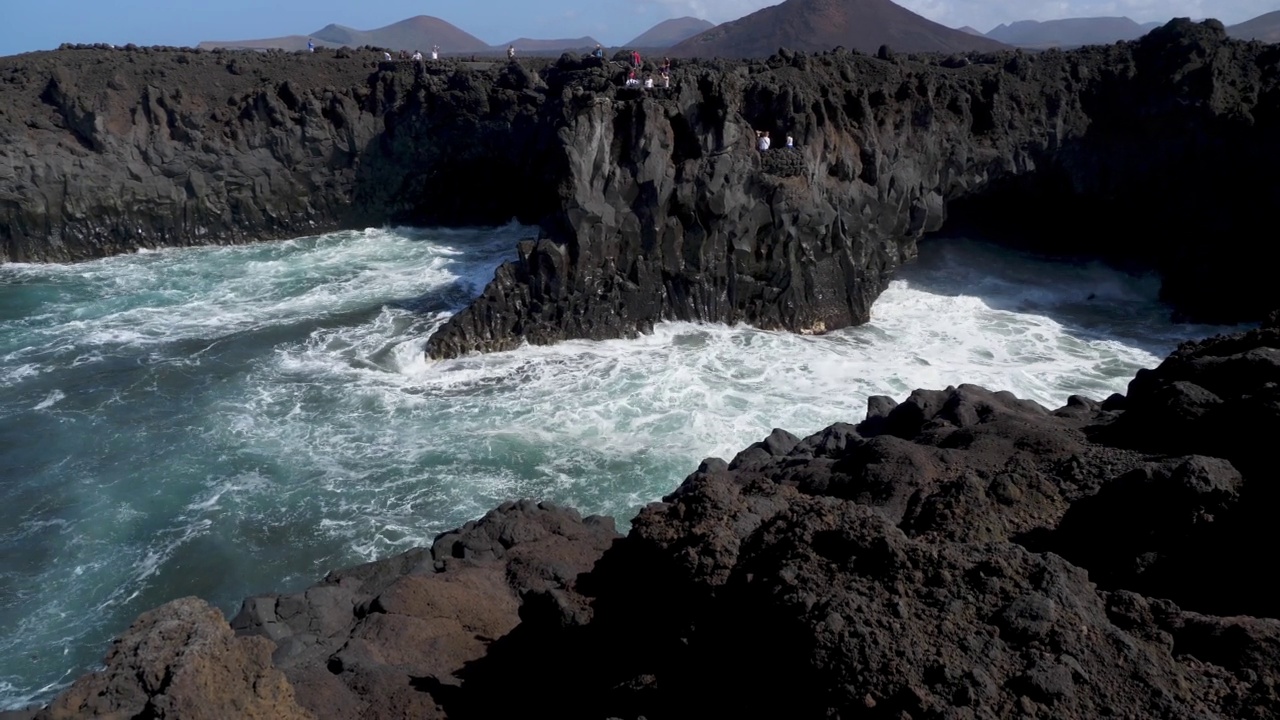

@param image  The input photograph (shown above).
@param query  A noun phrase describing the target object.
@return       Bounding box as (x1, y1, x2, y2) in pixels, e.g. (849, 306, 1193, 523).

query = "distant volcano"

(200, 15, 490, 53)
(669, 0, 1008, 58)
(985, 17, 1156, 49)
(1228, 10, 1280, 42)
(626, 17, 715, 48)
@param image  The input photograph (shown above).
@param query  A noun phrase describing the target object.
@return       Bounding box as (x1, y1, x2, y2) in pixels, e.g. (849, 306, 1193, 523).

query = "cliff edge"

(2, 20, 1277, 353)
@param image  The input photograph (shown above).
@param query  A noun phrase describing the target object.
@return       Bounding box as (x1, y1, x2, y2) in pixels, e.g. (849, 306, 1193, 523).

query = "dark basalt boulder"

(227, 500, 619, 719)
(33, 598, 313, 720)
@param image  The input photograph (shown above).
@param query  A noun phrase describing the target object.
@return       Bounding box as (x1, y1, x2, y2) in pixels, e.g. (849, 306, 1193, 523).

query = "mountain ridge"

(625, 16, 715, 48)
(201, 14, 490, 53)
(1228, 9, 1280, 42)
(669, 0, 1008, 58)
(985, 16, 1156, 48)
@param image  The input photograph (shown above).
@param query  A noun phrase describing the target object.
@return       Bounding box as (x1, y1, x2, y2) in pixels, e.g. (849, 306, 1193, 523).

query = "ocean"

(0, 224, 1233, 709)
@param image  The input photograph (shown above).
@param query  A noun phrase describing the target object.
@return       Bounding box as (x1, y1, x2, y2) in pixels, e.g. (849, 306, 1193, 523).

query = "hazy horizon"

(1, 0, 1276, 58)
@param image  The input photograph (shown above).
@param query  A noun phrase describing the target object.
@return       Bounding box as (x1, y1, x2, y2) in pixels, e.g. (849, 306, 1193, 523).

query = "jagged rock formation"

(428, 19, 1280, 355)
(2, 20, 1278, 354)
(15, 311, 1280, 719)
(33, 598, 313, 720)
(14, 502, 619, 720)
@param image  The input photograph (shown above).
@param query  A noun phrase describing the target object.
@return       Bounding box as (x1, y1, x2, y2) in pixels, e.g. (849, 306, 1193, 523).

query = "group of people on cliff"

(619, 52, 671, 90)
(756, 130, 795, 151)
(348, 44, 439, 62)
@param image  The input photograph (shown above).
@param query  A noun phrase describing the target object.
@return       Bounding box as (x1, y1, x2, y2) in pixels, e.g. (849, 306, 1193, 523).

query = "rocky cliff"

(12, 310, 1280, 720)
(428, 18, 1280, 356)
(2, 19, 1277, 351)
(0, 45, 562, 261)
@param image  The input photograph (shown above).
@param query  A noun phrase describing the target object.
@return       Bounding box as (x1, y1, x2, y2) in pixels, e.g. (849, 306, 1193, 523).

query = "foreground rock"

(2, 20, 1278, 357)
(19, 318, 1280, 718)
(33, 598, 311, 720)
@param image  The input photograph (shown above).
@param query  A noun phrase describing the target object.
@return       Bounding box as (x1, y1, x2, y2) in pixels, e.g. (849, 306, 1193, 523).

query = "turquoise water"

(0, 226, 1233, 709)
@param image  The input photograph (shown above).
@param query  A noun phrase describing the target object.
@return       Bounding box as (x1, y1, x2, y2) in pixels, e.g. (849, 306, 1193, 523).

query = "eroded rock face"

(0, 48, 560, 261)
(426, 18, 1280, 353)
(4, 21, 1278, 356)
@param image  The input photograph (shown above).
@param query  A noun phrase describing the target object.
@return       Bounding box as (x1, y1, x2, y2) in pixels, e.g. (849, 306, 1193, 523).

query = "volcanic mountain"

(498, 36, 602, 53)
(986, 17, 1158, 48)
(625, 17, 716, 48)
(200, 15, 490, 53)
(1228, 10, 1280, 42)
(669, 0, 1008, 57)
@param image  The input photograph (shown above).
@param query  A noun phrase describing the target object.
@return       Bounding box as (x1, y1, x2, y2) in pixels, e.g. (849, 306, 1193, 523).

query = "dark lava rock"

(228, 499, 619, 719)
(34, 598, 312, 720)
(3, 20, 1279, 358)
(22, 321, 1280, 719)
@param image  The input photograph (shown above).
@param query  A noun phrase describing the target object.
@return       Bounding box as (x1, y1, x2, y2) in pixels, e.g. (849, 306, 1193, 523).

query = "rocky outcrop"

(0, 46, 568, 261)
(34, 598, 312, 720)
(427, 19, 1280, 355)
(18, 315, 1280, 719)
(3, 20, 1278, 351)
(224, 500, 617, 719)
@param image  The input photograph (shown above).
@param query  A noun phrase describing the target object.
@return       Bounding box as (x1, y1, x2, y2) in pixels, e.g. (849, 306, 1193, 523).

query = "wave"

(0, 229, 1243, 711)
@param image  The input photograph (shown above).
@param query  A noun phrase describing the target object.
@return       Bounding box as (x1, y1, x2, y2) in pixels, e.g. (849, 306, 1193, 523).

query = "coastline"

(7, 313, 1279, 718)
(3, 17, 1280, 719)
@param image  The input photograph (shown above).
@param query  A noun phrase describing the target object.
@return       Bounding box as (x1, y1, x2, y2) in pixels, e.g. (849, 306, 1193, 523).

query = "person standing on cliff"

(307, 39, 314, 53)
(593, 43, 604, 59)
(508, 45, 516, 60)
(758, 131, 771, 151)
(786, 135, 794, 148)
(632, 50, 641, 69)
(432, 45, 439, 61)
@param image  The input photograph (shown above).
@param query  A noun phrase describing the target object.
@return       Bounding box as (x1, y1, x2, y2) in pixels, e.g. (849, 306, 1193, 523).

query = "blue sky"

(1, 0, 1275, 57)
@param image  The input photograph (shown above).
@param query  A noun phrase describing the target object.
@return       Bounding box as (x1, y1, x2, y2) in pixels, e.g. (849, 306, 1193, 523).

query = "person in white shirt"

(644, 75, 654, 89)
(662, 71, 670, 88)
(383, 52, 392, 62)
(786, 135, 794, 148)
(758, 131, 771, 151)
(412, 51, 422, 61)
(432, 46, 439, 61)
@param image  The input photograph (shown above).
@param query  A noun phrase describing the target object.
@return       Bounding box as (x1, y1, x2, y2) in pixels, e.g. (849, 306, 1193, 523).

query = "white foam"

(0, 229, 1247, 712)
(33, 390, 64, 410)
(0, 225, 524, 383)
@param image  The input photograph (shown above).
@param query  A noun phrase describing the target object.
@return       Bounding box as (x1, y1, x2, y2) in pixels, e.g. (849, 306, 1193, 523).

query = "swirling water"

(0, 225, 1235, 709)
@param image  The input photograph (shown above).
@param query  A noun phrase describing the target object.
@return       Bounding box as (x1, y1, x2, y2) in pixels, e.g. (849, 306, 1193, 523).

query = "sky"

(0, 0, 1276, 57)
